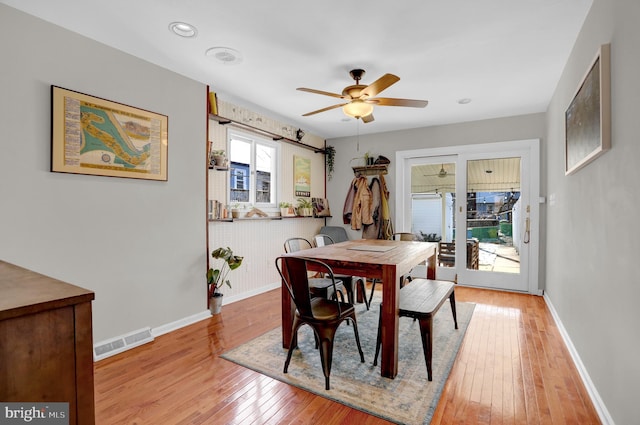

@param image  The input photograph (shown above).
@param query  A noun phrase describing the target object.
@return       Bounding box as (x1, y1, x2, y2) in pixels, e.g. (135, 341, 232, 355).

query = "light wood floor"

(94, 285, 601, 424)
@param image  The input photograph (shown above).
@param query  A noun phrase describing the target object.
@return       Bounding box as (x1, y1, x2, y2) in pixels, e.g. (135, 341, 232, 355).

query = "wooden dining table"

(281, 238, 437, 379)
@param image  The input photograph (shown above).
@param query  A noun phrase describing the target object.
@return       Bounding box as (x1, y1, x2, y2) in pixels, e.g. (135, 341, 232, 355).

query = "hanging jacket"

(362, 177, 382, 239)
(342, 177, 357, 225)
(379, 174, 394, 240)
(344, 176, 373, 230)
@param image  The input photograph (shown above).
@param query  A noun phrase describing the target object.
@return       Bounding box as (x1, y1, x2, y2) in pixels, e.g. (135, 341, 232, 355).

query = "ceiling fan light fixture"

(342, 100, 374, 119)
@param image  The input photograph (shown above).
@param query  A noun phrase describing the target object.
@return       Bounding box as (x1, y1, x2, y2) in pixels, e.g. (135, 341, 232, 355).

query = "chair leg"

(368, 279, 379, 306)
(417, 317, 434, 381)
(284, 317, 303, 373)
(373, 304, 382, 366)
(357, 278, 370, 310)
(316, 326, 339, 390)
(348, 312, 365, 363)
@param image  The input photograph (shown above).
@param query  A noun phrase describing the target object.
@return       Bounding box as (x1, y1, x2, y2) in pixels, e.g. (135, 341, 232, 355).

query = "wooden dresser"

(0, 260, 95, 425)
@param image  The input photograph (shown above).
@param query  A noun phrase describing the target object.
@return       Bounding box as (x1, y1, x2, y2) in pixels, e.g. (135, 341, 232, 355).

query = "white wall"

(0, 5, 207, 343)
(545, 1, 640, 424)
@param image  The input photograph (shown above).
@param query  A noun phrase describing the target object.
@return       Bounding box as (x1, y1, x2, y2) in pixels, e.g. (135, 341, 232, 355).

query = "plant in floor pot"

(207, 246, 243, 315)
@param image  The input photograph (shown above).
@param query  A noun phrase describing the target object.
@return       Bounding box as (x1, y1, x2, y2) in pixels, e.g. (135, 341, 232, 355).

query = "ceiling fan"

(424, 164, 455, 178)
(297, 69, 428, 123)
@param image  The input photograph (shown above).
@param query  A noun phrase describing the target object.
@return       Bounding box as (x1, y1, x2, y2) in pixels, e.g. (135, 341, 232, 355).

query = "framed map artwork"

(51, 86, 168, 181)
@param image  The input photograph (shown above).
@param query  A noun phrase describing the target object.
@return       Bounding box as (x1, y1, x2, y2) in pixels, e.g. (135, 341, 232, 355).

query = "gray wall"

(545, 1, 640, 424)
(326, 114, 547, 290)
(0, 5, 208, 342)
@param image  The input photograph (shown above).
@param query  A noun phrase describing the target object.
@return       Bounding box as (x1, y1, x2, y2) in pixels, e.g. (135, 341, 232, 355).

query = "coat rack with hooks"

(352, 164, 388, 177)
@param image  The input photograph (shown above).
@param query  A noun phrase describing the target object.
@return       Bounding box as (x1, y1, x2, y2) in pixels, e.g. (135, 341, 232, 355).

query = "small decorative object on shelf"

(279, 201, 296, 217)
(296, 198, 314, 217)
(210, 149, 227, 168)
(312, 198, 331, 217)
(207, 247, 243, 315)
(208, 200, 230, 220)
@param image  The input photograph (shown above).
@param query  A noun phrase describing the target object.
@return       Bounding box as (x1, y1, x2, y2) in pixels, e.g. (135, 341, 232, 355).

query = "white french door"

(396, 140, 540, 294)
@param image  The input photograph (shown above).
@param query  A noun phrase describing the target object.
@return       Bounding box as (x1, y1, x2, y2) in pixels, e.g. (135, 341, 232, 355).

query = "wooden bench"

(374, 278, 458, 380)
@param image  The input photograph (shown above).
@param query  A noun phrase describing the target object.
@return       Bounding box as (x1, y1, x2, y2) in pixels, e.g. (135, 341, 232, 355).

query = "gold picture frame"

(51, 86, 168, 181)
(565, 43, 611, 175)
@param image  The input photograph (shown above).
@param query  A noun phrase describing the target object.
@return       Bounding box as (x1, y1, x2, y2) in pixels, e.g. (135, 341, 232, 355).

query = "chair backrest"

(284, 237, 312, 253)
(313, 234, 335, 248)
(319, 226, 349, 243)
(275, 256, 341, 319)
(393, 232, 415, 241)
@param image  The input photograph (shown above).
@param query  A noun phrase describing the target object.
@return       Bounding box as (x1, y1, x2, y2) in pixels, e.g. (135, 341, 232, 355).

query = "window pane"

(256, 143, 275, 204)
(230, 139, 251, 203)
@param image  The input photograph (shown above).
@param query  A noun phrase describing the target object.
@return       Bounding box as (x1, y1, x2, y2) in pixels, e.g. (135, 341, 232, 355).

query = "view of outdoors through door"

(410, 161, 456, 266)
(465, 158, 520, 274)
(410, 158, 521, 275)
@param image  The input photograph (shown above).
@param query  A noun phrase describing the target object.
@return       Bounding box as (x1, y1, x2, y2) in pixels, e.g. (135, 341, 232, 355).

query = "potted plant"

(325, 145, 335, 180)
(279, 201, 295, 217)
(210, 149, 227, 167)
(296, 198, 313, 217)
(206, 246, 243, 314)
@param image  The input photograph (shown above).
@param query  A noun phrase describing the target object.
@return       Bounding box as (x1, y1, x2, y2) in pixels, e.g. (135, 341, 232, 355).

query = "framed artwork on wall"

(51, 86, 168, 181)
(293, 155, 311, 197)
(564, 43, 611, 175)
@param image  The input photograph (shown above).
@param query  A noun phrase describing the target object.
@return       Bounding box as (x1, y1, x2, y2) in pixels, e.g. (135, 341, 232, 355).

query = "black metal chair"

(313, 234, 369, 310)
(283, 237, 345, 301)
(276, 256, 365, 390)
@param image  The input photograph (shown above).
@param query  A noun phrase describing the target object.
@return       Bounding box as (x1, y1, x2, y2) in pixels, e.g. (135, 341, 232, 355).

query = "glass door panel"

(466, 158, 521, 274)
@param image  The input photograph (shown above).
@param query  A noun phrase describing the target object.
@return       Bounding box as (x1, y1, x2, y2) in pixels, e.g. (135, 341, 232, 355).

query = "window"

(228, 131, 278, 206)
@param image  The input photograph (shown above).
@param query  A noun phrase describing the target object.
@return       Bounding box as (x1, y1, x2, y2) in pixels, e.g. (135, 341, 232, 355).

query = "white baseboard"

(151, 310, 212, 338)
(543, 293, 615, 425)
(94, 282, 281, 362)
(221, 281, 281, 305)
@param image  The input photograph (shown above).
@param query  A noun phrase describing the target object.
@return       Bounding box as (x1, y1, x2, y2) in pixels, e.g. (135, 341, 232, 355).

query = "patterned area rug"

(221, 295, 474, 425)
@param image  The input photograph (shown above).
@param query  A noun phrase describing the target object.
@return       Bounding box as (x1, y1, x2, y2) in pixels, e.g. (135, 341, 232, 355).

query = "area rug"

(221, 295, 475, 425)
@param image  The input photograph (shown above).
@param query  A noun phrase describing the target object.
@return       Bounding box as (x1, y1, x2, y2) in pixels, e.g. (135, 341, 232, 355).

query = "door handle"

(524, 217, 530, 244)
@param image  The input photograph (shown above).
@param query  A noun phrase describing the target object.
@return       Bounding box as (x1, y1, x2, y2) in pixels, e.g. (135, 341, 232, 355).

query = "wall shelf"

(210, 114, 325, 154)
(352, 164, 388, 176)
(208, 216, 328, 222)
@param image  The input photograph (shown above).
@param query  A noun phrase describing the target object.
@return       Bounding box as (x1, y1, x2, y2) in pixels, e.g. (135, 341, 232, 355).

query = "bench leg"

(417, 317, 433, 381)
(449, 291, 458, 329)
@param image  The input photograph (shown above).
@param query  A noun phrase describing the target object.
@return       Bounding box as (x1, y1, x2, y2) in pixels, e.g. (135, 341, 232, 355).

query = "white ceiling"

(3, 0, 592, 140)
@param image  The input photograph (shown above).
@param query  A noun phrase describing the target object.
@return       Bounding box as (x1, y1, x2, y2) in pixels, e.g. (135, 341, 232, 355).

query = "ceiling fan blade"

(297, 87, 347, 99)
(369, 97, 428, 108)
(361, 113, 375, 123)
(302, 103, 347, 116)
(360, 74, 400, 98)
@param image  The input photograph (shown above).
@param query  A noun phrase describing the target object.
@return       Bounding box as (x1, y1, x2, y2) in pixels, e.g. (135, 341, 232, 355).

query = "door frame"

(395, 139, 541, 295)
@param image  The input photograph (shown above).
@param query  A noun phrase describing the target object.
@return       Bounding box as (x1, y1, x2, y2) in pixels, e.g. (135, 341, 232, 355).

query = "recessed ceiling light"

(457, 98, 472, 105)
(205, 47, 243, 65)
(168, 22, 197, 38)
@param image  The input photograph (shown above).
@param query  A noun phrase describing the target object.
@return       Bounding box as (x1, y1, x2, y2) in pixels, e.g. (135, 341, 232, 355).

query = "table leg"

(380, 265, 399, 378)
(281, 268, 294, 349)
(427, 251, 436, 279)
